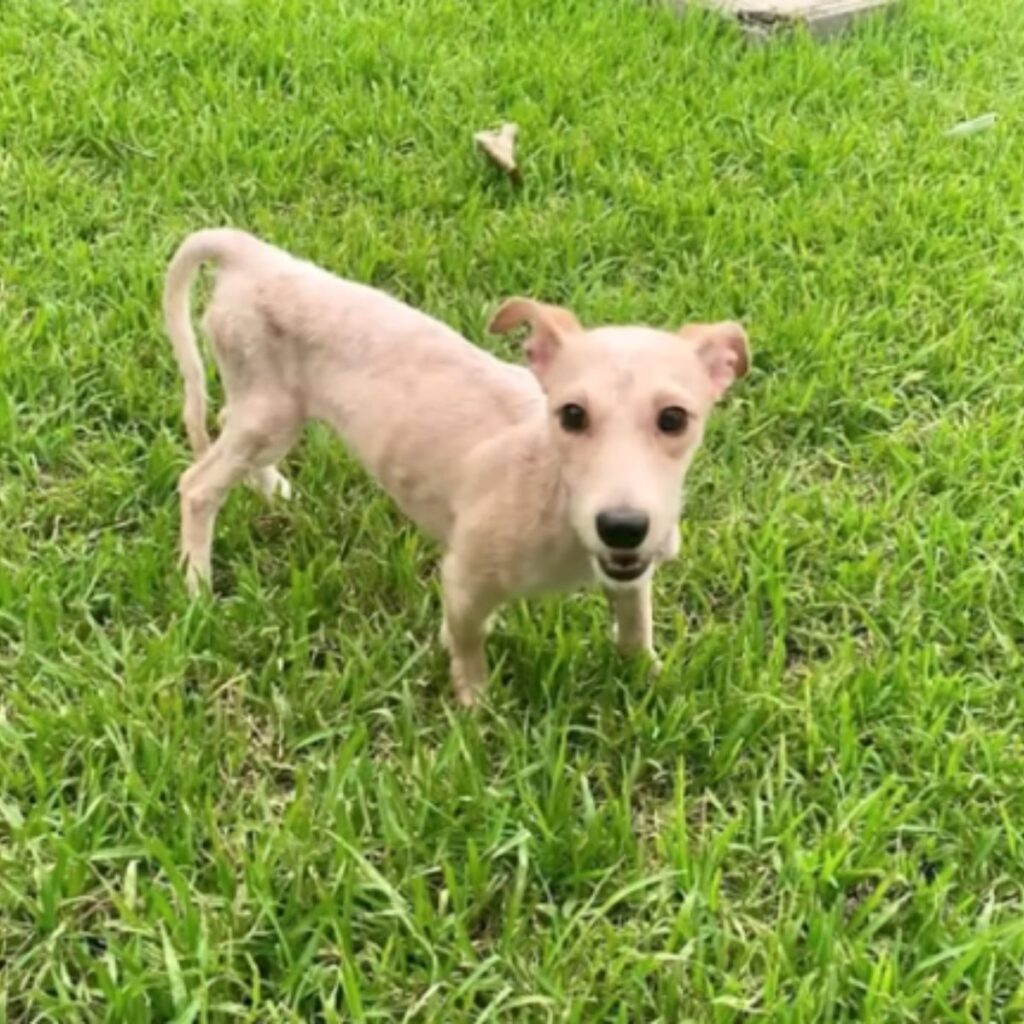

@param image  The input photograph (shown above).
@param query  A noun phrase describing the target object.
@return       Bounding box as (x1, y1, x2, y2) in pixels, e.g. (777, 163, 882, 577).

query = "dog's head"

(490, 298, 749, 588)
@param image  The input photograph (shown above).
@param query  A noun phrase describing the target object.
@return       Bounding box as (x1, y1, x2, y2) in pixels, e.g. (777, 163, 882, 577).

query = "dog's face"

(491, 299, 749, 588)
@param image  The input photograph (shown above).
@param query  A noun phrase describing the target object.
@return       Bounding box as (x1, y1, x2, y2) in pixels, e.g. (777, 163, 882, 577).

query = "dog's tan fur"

(163, 228, 749, 705)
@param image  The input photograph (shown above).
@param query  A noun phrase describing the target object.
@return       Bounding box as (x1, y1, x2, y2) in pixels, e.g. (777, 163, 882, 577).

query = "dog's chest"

(513, 538, 595, 597)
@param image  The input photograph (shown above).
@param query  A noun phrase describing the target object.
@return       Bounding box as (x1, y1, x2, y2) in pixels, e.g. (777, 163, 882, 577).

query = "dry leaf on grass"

(474, 122, 521, 183)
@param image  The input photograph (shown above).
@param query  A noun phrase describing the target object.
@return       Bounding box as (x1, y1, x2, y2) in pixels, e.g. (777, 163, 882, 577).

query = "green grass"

(3, 0, 1024, 1018)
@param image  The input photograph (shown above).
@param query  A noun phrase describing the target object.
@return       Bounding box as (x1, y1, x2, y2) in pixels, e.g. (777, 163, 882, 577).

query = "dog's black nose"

(596, 509, 649, 550)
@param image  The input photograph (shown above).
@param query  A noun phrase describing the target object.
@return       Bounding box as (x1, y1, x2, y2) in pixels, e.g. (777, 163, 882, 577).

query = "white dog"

(163, 228, 749, 705)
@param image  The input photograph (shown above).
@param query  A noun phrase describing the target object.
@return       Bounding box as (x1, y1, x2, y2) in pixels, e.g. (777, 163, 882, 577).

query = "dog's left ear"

(679, 321, 750, 400)
(489, 298, 581, 379)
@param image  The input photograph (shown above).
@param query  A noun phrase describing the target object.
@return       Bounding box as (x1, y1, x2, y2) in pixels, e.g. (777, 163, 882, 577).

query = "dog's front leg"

(440, 553, 499, 707)
(606, 577, 656, 661)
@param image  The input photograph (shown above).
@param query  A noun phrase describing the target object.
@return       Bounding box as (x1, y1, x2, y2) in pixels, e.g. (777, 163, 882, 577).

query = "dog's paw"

(615, 632, 661, 673)
(453, 681, 481, 708)
(183, 559, 210, 599)
(272, 473, 292, 502)
(448, 655, 486, 708)
(249, 467, 292, 502)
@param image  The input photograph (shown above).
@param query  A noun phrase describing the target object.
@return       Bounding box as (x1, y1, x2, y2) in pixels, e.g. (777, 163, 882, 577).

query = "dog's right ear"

(489, 298, 580, 379)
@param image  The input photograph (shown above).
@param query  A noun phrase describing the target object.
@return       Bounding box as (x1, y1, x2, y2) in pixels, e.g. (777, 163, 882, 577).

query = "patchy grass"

(3, 0, 1024, 1019)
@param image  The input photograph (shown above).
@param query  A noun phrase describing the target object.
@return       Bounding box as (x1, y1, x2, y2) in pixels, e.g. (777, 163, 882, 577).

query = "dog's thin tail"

(162, 228, 254, 455)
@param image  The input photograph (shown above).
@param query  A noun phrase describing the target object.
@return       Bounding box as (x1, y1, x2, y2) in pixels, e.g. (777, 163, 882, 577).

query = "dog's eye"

(657, 406, 688, 435)
(559, 403, 588, 433)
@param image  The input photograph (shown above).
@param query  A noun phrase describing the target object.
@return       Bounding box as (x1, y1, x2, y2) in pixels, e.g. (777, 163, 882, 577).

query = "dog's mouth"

(596, 554, 651, 583)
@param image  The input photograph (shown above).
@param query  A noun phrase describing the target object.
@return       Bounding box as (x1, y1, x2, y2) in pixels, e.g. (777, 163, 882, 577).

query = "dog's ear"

(679, 321, 750, 399)
(489, 298, 581, 378)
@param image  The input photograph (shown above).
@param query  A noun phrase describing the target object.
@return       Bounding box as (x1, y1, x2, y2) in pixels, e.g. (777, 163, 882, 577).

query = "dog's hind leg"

(217, 407, 292, 502)
(180, 402, 299, 594)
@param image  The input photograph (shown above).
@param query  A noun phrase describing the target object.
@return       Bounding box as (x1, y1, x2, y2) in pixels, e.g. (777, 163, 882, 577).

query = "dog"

(163, 228, 749, 705)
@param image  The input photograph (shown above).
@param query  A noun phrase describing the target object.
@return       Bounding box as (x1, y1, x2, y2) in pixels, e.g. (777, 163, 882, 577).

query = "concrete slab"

(701, 0, 896, 40)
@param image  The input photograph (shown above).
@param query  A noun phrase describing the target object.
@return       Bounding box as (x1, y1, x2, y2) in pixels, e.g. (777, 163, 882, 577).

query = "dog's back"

(165, 228, 543, 542)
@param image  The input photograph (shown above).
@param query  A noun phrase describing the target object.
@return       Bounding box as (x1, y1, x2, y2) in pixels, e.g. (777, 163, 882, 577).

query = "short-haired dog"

(163, 228, 749, 705)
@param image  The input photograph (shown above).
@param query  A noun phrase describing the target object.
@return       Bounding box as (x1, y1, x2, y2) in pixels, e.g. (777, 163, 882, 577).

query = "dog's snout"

(595, 508, 649, 550)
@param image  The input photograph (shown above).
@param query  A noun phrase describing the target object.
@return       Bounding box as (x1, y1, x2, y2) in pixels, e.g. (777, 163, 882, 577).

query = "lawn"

(3, 0, 1024, 1019)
